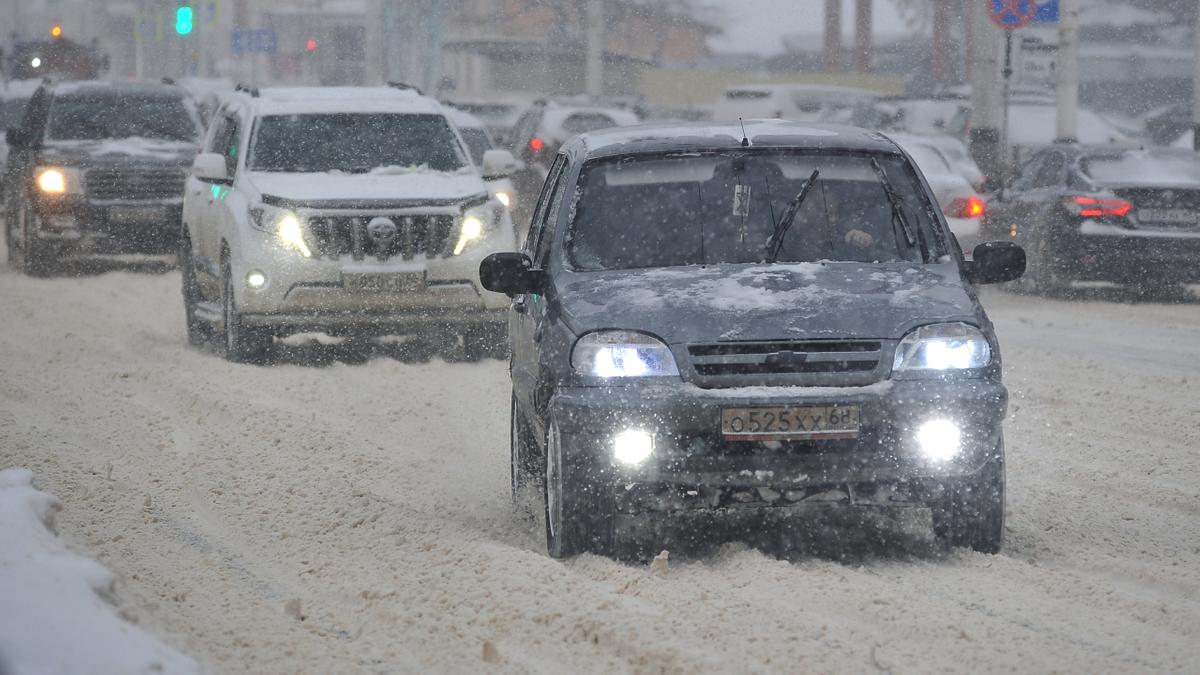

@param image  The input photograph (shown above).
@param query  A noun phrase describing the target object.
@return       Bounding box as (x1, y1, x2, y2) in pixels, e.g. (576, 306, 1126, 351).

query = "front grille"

(85, 168, 186, 201)
(688, 340, 883, 377)
(306, 215, 457, 261)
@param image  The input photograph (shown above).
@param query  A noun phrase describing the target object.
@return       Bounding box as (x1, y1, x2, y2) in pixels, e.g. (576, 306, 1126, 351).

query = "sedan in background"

(890, 133, 986, 256)
(984, 145, 1200, 296)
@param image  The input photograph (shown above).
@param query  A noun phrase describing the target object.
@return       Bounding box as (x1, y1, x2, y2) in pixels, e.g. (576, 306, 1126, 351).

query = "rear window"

(569, 151, 941, 271)
(1080, 152, 1200, 186)
(46, 94, 200, 142)
(249, 113, 466, 173)
(561, 113, 618, 136)
(458, 127, 493, 166)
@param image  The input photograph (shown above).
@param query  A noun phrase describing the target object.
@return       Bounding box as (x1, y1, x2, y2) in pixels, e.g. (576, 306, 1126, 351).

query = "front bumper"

(33, 197, 182, 255)
(549, 378, 1006, 517)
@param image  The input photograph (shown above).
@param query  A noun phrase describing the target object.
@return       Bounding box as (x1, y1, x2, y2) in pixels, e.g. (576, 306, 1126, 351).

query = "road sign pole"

(970, 2, 1005, 190)
(1055, 0, 1079, 143)
(1002, 30, 1014, 187)
(1194, 1, 1200, 152)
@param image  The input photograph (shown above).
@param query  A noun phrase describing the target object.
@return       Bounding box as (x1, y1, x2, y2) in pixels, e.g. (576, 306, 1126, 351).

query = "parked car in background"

(890, 133, 987, 256)
(180, 86, 515, 362)
(952, 102, 1133, 167)
(984, 145, 1200, 297)
(444, 105, 521, 240)
(508, 100, 639, 225)
(713, 84, 882, 127)
(4, 79, 203, 276)
(443, 97, 528, 146)
(0, 79, 44, 203)
(485, 120, 1025, 560)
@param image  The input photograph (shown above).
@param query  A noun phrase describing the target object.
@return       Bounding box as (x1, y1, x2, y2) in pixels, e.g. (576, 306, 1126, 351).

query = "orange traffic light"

(50, 25, 63, 38)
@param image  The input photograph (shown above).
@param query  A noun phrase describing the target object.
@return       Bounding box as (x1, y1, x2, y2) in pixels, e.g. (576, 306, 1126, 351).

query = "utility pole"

(1194, 3, 1200, 152)
(854, 0, 872, 73)
(932, 0, 952, 84)
(969, 1, 1005, 190)
(1056, 0, 1080, 142)
(824, 0, 841, 72)
(366, 0, 386, 84)
(585, 0, 605, 97)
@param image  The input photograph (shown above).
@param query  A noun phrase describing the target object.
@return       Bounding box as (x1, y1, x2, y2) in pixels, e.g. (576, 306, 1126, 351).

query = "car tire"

(543, 417, 610, 558)
(11, 198, 56, 278)
(932, 435, 1005, 554)
(180, 237, 208, 347)
(463, 324, 508, 362)
(219, 260, 272, 364)
(510, 394, 541, 510)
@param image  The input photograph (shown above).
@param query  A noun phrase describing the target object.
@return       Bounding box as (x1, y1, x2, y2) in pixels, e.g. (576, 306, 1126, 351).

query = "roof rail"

(234, 83, 260, 98)
(386, 81, 423, 95)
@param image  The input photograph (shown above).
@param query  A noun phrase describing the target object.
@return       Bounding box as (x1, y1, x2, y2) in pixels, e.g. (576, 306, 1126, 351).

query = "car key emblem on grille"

(366, 217, 399, 247)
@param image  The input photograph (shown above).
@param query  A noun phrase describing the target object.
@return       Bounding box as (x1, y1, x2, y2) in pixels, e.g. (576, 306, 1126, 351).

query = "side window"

(523, 155, 568, 259)
(221, 115, 242, 177)
(204, 115, 228, 154)
(1032, 152, 1064, 189)
(1010, 153, 1045, 192)
(536, 162, 573, 263)
(21, 89, 49, 141)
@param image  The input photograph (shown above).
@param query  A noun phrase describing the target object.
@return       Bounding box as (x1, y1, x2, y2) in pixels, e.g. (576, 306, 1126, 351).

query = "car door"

(184, 111, 227, 266)
(199, 111, 243, 278)
(1016, 150, 1067, 257)
(511, 154, 568, 423)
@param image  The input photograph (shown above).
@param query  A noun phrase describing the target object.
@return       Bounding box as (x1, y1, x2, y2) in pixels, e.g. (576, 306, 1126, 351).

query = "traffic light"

(305, 38, 318, 53)
(50, 25, 63, 38)
(175, 6, 194, 35)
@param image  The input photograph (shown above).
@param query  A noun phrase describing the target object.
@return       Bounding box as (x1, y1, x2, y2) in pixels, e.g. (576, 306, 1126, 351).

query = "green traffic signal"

(175, 6, 194, 35)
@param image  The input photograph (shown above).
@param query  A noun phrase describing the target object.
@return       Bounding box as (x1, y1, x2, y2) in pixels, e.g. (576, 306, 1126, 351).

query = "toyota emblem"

(366, 217, 398, 246)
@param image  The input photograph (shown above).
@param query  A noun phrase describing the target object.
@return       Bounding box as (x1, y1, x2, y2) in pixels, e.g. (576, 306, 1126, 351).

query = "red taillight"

(948, 195, 986, 219)
(1067, 196, 1132, 218)
(529, 137, 545, 152)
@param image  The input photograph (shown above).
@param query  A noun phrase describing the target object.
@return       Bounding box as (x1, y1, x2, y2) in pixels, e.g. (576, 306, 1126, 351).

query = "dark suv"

(482, 122, 1026, 559)
(4, 80, 202, 275)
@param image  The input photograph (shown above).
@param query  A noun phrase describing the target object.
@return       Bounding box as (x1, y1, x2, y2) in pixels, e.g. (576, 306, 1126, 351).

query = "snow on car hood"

(556, 262, 980, 344)
(248, 167, 487, 205)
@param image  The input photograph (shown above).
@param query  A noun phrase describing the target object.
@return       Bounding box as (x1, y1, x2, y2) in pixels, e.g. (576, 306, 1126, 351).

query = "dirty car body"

(484, 121, 1026, 558)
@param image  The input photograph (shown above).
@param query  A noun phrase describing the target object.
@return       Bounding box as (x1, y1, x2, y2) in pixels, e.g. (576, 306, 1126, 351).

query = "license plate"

(722, 405, 861, 441)
(108, 206, 166, 224)
(1138, 208, 1198, 225)
(343, 272, 425, 293)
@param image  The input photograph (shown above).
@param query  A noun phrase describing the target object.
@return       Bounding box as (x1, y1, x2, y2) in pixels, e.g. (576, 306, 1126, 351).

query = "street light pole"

(969, 2, 1004, 190)
(1194, 3, 1200, 151)
(585, 0, 605, 97)
(1056, 0, 1080, 143)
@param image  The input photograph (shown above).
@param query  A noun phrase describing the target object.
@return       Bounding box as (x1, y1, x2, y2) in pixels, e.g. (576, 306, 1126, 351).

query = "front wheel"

(510, 394, 541, 511)
(932, 436, 1005, 554)
(219, 261, 273, 363)
(544, 418, 610, 558)
(180, 238, 208, 347)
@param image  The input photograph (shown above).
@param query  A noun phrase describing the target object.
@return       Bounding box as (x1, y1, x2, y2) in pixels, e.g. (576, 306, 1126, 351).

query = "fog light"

(613, 430, 654, 466)
(495, 191, 512, 208)
(246, 271, 267, 289)
(916, 419, 961, 463)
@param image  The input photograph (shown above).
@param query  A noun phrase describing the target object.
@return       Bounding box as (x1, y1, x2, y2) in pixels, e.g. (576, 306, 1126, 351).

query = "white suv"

(180, 86, 517, 362)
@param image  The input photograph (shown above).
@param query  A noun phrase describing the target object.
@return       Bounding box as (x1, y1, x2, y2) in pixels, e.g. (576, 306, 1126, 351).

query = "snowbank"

(0, 468, 199, 675)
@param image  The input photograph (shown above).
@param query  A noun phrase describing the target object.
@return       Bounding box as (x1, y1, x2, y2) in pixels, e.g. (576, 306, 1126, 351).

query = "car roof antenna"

(739, 118, 750, 147)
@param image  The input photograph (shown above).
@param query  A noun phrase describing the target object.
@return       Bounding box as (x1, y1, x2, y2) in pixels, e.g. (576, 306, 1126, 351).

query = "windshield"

(569, 151, 939, 271)
(46, 94, 200, 142)
(249, 113, 466, 173)
(458, 127, 493, 165)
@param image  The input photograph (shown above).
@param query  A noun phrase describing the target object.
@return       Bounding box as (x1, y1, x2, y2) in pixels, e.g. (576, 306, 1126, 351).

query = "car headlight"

(571, 331, 680, 378)
(250, 205, 312, 258)
(893, 323, 991, 373)
(453, 203, 501, 256)
(35, 166, 83, 196)
(494, 191, 512, 209)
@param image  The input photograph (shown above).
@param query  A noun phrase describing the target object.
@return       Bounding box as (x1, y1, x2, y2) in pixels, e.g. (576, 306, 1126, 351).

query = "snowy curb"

(0, 468, 199, 675)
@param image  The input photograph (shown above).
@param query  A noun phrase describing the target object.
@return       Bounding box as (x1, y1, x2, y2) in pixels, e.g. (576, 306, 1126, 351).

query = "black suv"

(4, 80, 202, 275)
(482, 122, 1026, 559)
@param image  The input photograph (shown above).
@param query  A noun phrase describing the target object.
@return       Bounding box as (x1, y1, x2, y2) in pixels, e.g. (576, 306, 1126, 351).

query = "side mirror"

(5, 127, 29, 147)
(480, 252, 544, 296)
(482, 149, 518, 180)
(191, 152, 230, 184)
(965, 241, 1026, 285)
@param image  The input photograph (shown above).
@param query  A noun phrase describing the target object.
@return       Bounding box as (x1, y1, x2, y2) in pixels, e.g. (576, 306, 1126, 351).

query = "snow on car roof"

(244, 87, 446, 117)
(48, 79, 185, 98)
(570, 120, 901, 160)
(443, 105, 484, 130)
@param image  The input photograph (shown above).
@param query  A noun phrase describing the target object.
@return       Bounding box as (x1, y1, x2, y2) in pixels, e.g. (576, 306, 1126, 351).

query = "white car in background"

(713, 84, 881, 126)
(444, 105, 519, 230)
(180, 86, 516, 363)
(889, 132, 986, 256)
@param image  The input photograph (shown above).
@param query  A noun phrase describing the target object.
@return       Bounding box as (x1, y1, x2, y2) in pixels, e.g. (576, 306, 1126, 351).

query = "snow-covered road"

(1, 263, 1198, 674)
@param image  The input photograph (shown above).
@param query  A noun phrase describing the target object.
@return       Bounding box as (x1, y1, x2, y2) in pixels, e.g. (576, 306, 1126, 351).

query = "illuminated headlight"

(251, 206, 312, 258)
(453, 215, 485, 255)
(571, 331, 680, 378)
(916, 419, 962, 462)
(613, 430, 654, 466)
(893, 323, 991, 373)
(35, 167, 83, 195)
(494, 191, 512, 208)
(246, 271, 267, 289)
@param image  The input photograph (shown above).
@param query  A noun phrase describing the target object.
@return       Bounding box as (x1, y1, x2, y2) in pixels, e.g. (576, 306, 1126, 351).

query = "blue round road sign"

(990, 0, 1038, 30)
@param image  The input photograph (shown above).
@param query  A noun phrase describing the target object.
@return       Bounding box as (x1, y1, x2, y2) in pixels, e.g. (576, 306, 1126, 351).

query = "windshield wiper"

(766, 169, 820, 263)
(870, 158, 929, 262)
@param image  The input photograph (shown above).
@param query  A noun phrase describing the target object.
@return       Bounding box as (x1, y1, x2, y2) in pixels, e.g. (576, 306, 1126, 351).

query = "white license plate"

(343, 272, 425, 293)
(1138, 208, 1198, 225)
(108, 206, 167, 224)
(721, 405, 861, 441)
